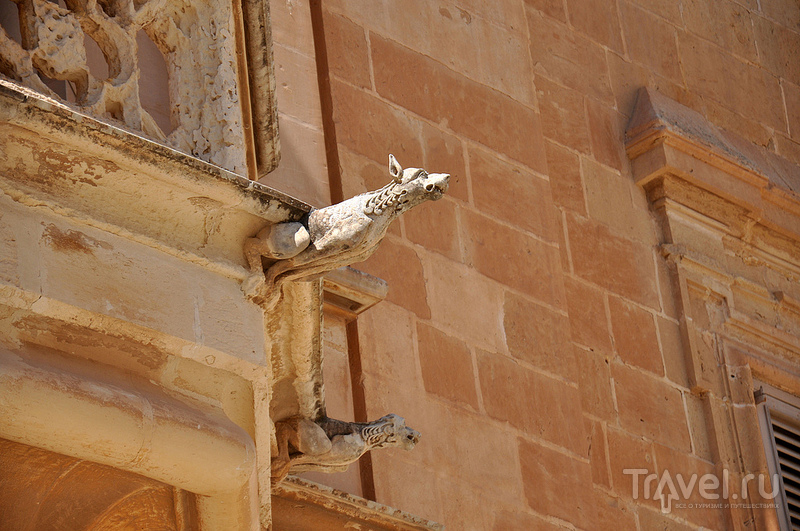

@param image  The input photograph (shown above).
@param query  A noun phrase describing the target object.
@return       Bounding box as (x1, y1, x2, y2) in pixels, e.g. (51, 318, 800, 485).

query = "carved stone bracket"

(247, 154, 450, 483)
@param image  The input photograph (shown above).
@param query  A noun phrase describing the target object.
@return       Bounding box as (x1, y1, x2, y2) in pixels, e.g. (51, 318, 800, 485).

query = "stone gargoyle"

(271, 414, 420, 484)
(243, 155, 450, 304)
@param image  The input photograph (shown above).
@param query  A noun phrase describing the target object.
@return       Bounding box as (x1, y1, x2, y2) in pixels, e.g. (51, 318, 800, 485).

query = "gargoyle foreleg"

(245, 222, 311, 273)
(271, 418, 334, 484)
(270, 421, 299, 484)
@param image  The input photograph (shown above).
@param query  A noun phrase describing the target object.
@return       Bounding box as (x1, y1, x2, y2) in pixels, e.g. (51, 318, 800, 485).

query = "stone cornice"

(626, 87, 800, 243)
(626, 89, 800, 284)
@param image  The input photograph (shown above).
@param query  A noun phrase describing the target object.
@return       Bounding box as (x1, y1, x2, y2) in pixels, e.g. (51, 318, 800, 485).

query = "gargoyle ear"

(389, 154, 402, 182)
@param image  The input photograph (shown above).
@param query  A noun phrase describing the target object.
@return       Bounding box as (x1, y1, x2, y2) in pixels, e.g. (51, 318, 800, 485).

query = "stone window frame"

(626, 87, 800, 529)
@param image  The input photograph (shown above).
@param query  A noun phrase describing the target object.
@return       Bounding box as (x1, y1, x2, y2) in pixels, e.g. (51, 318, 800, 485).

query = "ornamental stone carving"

(271, 414, 420, 484)
(243, 154, 450, 305)
(0, 0, 264, 174)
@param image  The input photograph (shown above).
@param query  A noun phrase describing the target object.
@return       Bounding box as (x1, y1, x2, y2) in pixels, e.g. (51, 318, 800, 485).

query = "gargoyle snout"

(423, 173, 450, 197)
(403, 428, 421, 449)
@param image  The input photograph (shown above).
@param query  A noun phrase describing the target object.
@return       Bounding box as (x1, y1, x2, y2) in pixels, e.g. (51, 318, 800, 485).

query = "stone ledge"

(323, 266, 389, 321)
(273, 476, 444, 531)
(0, 78, 309, 275)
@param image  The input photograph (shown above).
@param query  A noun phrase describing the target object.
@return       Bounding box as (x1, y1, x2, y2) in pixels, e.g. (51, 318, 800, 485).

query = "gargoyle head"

(366, 414, 421, 451)
(389, 153, 449, 201)
(365, 155, 450, 216)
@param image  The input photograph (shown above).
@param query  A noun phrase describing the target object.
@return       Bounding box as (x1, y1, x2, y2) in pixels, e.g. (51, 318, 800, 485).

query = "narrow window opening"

(0, 0, 21, 45)
(136, 28, 173, 135)
(83, 33, 108, 81)
(104, 99, 123, 122)
(0, 0, 23, 80)
(95, 0, 117, 18)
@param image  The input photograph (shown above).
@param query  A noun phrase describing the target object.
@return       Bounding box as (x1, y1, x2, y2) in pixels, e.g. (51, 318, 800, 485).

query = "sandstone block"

(355, 237, 431, 319)
(470, 146, 560, 242)
(680, 31, 785, 131)
(358, 302, 421, 386)
(527, 9, 614, 105)
(586, 99, 624, 170)
(657, 316, 689, 387)
(371, 34, 547, 173)
(536, 76, 590, 154)
(567, 0, 624, 52)
(492, 509, 557, 530)
(625, 0, 682, 24)
(606, 426, 656, 500)
(479, 351, 585, 454)
(785, 80, 800, 141)
(330, 78, 424, 165)
(761, 0, 800, 29)
(417, 322, 479, 409)
(462, 210, 565, 309)
(682, 0, 757, 62)
(654, 444, 728, 529)
(620, 2, 682, 84)
(564, 276, 610, 352)
(271, 0, 315, 56)
(423, 251, 506, 352)
(504, 292, 575, 381)
(583, 157, 655, 244)
(754, 14, 800, 87)
(608, 296, 664, 375)
(576, 347, 617, 421)
(519, 437, 593, 528)
(612, 363, 691, 451)
(403, 198, 462, 262)
(585, 417, 610, 487)
(273, 43, 324, 129)
(523, 0, 566, 22)
(566, 213, 659, 308)
(421, 124, 468, 202)
(545, 140, 587, 215)
(323, 10, 371, 88)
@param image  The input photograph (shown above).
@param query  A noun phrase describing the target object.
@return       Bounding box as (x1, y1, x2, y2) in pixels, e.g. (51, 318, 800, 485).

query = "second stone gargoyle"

(271, 414, 421, 484)
(243, 155, 450, 303)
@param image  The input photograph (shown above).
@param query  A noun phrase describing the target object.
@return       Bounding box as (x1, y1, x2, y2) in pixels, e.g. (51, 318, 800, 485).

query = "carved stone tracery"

(0, 0, 250, 173)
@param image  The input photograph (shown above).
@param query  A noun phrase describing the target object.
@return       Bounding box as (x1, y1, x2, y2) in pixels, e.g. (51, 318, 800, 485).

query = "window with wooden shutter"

(757, 384, 800, 531)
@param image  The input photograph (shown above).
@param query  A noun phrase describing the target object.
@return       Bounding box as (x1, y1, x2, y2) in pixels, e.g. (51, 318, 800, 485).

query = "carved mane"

(363, 182, 409, 215)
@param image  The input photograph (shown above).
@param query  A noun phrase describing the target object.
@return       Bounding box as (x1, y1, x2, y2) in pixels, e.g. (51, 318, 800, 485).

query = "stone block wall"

(267, 1, 800, 528)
